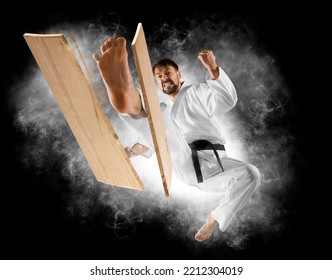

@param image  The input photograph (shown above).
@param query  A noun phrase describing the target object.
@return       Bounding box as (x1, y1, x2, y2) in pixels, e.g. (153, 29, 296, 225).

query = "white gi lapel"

(170, 83, 190, 121)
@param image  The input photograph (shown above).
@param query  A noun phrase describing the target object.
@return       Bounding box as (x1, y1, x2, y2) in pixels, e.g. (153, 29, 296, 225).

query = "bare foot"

(93, 37, 142, 116)
(195, 213, 219, 242)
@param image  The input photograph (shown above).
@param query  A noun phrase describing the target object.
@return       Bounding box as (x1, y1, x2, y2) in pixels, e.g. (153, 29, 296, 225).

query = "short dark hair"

(152, 59, 179, 74)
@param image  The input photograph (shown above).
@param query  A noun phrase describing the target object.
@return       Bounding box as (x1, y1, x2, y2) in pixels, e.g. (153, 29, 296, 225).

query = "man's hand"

(198, 50, 219, 80)
(125, 143, 150, 158)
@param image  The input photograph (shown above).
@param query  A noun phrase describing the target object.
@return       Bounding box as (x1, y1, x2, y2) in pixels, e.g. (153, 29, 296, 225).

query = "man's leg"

(195, 157, 261, 242)
(93, 37, 143, 117)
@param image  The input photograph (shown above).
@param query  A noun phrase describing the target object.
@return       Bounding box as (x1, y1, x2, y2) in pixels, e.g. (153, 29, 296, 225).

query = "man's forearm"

(208, 66, 220, 80)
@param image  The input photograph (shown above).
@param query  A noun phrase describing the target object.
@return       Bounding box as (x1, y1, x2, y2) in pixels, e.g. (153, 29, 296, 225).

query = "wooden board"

(24, 33, 144, 190)
(131, 23, 173, 196)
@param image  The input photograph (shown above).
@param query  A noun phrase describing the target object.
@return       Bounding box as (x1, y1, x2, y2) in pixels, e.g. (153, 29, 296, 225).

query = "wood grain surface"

(24, 33, 144, 190)
(131, 23, 173, 196)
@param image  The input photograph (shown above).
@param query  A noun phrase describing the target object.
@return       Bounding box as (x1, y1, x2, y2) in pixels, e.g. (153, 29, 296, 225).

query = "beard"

(162, 80, 179, 95)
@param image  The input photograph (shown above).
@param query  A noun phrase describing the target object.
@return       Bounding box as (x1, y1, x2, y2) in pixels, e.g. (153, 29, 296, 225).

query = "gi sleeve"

(117, 88, 156, 157)
(203, 66, 238, 116)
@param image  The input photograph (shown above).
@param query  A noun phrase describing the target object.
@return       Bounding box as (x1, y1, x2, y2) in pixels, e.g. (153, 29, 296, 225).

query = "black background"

(1, 6, 327, 260)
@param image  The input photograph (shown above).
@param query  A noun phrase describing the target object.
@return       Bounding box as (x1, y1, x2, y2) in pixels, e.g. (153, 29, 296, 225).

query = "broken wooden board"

(131, 23, 173, 196)
(24, 33, 143, 190)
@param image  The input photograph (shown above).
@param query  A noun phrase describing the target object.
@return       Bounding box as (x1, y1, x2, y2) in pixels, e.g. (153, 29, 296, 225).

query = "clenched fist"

(197, 50, 219, 80)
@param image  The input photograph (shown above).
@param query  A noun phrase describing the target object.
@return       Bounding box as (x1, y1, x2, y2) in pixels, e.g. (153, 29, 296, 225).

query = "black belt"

(189, 140, 225, 183)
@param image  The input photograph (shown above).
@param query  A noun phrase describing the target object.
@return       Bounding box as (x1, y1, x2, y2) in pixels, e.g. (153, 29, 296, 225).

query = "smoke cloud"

(11, 14, 296, 254)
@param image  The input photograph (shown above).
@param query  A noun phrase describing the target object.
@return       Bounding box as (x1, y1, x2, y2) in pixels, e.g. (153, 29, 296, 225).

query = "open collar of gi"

(169, 81, 190, 118)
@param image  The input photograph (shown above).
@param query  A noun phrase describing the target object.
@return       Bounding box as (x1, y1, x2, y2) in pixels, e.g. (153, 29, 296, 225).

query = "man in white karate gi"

(93, 37, 261, 242)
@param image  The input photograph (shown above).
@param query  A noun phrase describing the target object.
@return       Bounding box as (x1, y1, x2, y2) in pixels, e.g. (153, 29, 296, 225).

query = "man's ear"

(178, 71, 182, 78)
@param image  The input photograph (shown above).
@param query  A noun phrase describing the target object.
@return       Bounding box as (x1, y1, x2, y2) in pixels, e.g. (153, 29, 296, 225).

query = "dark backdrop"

(0, 6, 326, 260)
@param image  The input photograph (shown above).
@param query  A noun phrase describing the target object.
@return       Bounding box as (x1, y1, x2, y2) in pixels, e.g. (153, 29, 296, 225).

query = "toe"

(195, 232, 204, 242)
(116, 37, 127, 48)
